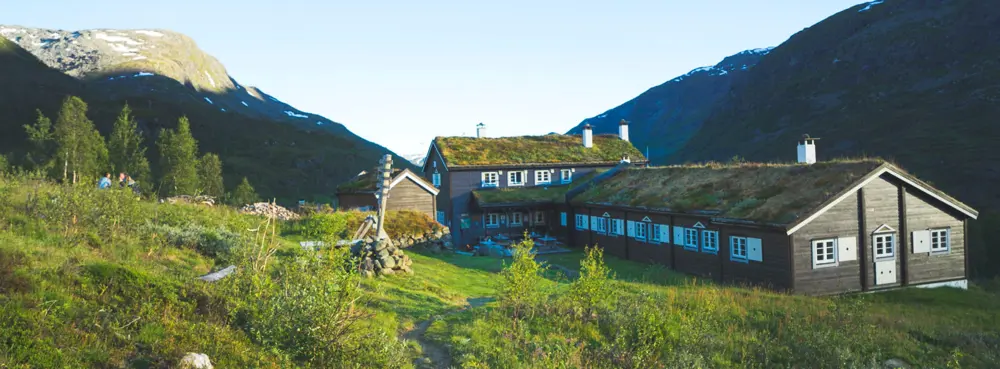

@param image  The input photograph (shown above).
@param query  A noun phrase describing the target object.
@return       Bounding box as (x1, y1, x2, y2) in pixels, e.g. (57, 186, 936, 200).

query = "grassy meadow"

(1, 173, 998, 368)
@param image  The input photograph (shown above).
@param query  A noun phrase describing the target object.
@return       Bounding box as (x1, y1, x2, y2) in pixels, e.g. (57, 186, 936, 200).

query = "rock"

(427, 243, 442, 254)
(433, 230, 444, 238)
(883, 359, 911, 369)
(381, 255, 397, 269)
(361, 270, 374, 278)
(239, 202, 299, 220)
(443, 241, 453, 249)
(401, 265, 414, 275)
(379, 267, 395, 276)
(178, 353, 213, 369)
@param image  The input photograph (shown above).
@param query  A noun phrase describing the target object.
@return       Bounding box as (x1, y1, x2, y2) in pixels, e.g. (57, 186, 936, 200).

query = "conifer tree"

(157, 116, 199, 196)
(228, 177, 259, 206)
(197, 153, 224, 198)
(53, 96, 109, 183)
(23, 110, 56, 172)
(108, 104, 151, 186)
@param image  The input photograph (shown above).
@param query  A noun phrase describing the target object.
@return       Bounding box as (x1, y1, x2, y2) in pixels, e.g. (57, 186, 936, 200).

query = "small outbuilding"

(336, 168, 439, 219)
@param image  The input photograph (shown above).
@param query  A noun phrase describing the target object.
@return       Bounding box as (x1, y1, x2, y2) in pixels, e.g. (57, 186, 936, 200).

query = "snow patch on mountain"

(205, 71, 215, 87)
(284, 111, 308, 119)
(241, 101, 249, 107)
(858, 0, 884, 12)
(204, 97, 213, 104)
(135, 30, 163, 37)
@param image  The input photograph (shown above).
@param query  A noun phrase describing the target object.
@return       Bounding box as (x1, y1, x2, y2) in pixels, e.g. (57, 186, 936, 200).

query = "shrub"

(141, 222, 241, 259)
(567, 245, 615, 318)
(224, 241, 406, 367)
(495, 236, 547, 327)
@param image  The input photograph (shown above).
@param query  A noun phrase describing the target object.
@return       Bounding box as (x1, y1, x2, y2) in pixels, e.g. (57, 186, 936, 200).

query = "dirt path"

(403, 297, 493, 369)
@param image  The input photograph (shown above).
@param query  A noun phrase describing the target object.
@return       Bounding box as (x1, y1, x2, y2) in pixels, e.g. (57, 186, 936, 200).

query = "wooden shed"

(336, 168, 439, 219)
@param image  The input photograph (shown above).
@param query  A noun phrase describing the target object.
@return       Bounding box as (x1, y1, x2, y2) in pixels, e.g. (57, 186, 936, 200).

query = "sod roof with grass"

(572, 159, 895, 225)
(433, 134, 646, 168)
(473, 170, 606, 207)
(336, 168, 405, 193)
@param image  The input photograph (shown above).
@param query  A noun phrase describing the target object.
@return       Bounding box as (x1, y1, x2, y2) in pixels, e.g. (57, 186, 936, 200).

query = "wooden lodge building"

(336, 168, 439, 219)
(421, 124, 979, 295)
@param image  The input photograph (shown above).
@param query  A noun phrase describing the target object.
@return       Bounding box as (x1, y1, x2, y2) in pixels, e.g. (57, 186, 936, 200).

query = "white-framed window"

(873, 233, 895, 259)
(651, 224, 663, 243)
(535, 170, 551, 185)
(575, 214, 588, 230)
(510, 212, 523, 226)
(533, 211, 545, 225)
(482, 172, 499, 188)
(702, 230, 719, 254)
(812, 238, 837, 267)
(930, 229, 950, 253)
(610, 219, 624, 236)
(684, 228, 699, 250)
(730, 236, 748, 262)
(634, 222, 648, 240)
(485, 213, 500, 228)
(593, 217, 608, 234)
(508, 171, 525, 186)
(560, 212, 567, 227)
(436, 211, 446, 224)
(432, 172, 441, 187)
(560, 169, 573, 184)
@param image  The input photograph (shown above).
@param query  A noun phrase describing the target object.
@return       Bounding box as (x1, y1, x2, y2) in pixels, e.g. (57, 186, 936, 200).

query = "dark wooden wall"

(337, 193, 376, 211)
(422, 147, 450, 225)
(791, 191, 864, 295)
(625, 212, 672, 267)
(589, 207, 628, 260)
(904, 187, 966, 284)
(864, 176, 902, 290)
(386, 177, 436, 218)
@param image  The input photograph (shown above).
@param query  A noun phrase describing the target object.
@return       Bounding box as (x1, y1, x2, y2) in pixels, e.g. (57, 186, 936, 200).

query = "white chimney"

(797, 134, 818, 164)
(476, 122, 486, 138)
(618, 119, 629, 142)
(582, 124, 593, 148)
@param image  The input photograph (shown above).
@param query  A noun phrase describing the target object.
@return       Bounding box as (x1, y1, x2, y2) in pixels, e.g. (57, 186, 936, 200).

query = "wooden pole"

(375, 154, 392, 241)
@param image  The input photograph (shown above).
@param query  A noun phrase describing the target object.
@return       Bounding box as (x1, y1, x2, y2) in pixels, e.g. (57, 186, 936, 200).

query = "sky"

(6, 0, 866, 156)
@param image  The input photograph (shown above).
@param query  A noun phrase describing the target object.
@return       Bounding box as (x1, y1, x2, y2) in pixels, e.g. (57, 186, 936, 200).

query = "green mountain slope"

(0, 29, 412, 203)
(670, 0, 1000, 212)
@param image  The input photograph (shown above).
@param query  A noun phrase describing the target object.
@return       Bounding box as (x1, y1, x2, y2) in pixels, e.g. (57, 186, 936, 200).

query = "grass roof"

(435, 134, 645, 167)
(572, 159, 887, 224)
(337, 168, 404, 193)
(473, 170, 605, 207)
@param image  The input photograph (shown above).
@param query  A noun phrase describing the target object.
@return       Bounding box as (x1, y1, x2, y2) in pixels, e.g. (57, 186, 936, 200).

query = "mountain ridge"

(566, 47, 772, 162)
(0, 25, 414, 203)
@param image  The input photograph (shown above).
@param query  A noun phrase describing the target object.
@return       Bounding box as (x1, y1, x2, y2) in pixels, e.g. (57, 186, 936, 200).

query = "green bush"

(141, 222, 241, 259)
(223, 246, 406, 367)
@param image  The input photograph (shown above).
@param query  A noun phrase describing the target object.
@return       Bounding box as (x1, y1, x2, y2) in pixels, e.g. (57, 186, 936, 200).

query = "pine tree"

(228, 177, 259, 206)
(53, 96, 109, 183)
(108, 104, 151, 187)
(197, 153, 224, 198)
(23, 109, 56, 172)
(157, 116, 200, 196)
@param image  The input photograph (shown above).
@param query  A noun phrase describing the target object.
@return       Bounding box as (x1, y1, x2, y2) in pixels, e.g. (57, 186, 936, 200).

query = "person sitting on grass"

(98, 173, 112, 189)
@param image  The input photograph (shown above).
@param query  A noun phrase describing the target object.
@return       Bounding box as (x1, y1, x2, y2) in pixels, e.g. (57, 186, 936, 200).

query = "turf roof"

(336, 168, 404, 193)
(473, 170, 605, 207)
(572, 159, 888, 225)
(434, 134, 645, 167)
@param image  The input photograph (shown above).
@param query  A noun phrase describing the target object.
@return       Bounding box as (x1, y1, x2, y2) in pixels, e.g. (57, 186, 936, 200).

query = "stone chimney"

(476, 122, 486, 138)
(618, 119, 629, 142)
(582, 124, 593, 148)
(797, 134, 818, 164)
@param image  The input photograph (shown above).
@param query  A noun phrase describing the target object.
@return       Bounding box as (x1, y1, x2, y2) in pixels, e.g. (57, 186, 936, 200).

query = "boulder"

(443, 241, 453, 249)
(380, 255, 397, 269)
(379, 267, 395, 276)
(239, 202, 299, 220)
(178, 353, 213, 369)
(400, 265, 414, 275)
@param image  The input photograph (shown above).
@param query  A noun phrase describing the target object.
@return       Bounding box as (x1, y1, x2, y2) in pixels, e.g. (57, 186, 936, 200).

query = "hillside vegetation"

(2, 173, 998, 368)
(1, 28, 411, 204)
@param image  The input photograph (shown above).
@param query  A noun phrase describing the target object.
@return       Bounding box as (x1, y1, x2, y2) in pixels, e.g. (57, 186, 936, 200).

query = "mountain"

(566, 48, 773, 162)
(669, 0, 1000, 212)
(0, 25, 413, 202)
(402, 153, 427, 167)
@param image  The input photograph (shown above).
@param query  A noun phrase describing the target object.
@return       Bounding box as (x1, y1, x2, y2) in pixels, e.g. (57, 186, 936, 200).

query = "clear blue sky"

(7, 0, 866, 155)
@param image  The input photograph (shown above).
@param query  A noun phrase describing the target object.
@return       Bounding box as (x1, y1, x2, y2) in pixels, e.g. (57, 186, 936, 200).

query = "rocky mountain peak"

(0, 25, 230, 93)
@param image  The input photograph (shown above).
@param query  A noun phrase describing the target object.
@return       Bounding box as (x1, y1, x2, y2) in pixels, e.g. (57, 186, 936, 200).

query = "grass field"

(2, 175, 998, 368)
